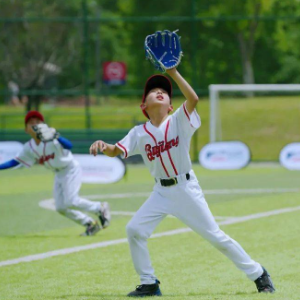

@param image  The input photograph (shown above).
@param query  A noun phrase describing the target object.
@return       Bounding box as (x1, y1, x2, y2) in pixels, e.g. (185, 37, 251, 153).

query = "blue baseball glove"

(144, 30, 183, 73)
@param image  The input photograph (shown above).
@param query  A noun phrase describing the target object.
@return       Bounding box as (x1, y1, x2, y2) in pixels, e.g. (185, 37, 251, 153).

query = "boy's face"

(25, 117, 43, 138)
(142, 87, 172, 115)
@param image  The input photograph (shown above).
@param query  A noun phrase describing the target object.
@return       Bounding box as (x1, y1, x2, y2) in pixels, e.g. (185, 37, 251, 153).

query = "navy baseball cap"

(141, 75, 173, 119)
(142, 74, 172, 103)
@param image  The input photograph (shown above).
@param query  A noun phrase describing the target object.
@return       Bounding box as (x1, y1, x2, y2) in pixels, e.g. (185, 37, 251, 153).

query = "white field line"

(39, 186, 300, 218)
(38, 199, 228, 220)
(1, 205, 300, 268)
(84, 188, 300, 200)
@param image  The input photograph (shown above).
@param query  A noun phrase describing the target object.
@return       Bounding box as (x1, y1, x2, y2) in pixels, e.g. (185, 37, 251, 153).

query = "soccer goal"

(209, 84, 300, 142)
(208, 84, 300, 161)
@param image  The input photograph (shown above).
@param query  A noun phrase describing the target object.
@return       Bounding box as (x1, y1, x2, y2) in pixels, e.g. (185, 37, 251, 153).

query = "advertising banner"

(199, 141, 251, 170)
(0, 141, 23, 164)
(279, 143, 300, 170)
(74, 154, 126, 184)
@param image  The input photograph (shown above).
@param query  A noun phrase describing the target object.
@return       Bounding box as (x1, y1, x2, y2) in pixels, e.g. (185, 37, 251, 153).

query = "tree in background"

(0, 0, 298, 105)
(0, 0, 82, 110)
(272, 0, 300, 83)
(201, 0, 276, 85)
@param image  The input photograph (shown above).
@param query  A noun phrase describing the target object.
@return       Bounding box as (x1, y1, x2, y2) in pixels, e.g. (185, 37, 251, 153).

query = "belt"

(158, 173, 190, 187)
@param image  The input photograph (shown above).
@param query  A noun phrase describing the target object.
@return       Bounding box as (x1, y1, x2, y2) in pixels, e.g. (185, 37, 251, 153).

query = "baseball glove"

(32, 123, 59, 142)
(144, 29, 183, 73)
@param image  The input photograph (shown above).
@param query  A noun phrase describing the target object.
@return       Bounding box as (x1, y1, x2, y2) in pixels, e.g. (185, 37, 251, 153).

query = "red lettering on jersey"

(158, 141, 165, 153)
(152, 145, 160, 157)
(145, 144, 155, 161)
(37, 153, 55, 165)
(145, 136, 179, 162)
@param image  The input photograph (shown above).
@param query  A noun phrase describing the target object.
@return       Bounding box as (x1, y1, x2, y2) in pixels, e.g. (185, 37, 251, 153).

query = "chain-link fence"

(1, 1, 300, 131)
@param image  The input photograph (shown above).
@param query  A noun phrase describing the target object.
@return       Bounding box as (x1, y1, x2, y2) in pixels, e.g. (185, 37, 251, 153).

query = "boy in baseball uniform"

(0, 111, 111, 236)
(90, 68, 275, 296)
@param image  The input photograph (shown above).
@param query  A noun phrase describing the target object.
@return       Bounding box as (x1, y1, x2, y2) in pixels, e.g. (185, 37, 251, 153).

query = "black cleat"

(98, 202, 111, 229)
(81, 221, 100, 236)
(127, 280, 162, 297)
(255, 267, 275, 293)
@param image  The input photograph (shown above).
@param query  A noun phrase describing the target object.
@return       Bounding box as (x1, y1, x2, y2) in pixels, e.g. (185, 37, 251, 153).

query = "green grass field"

(1, 95, 300, 160)
(0, 164, 300, 300)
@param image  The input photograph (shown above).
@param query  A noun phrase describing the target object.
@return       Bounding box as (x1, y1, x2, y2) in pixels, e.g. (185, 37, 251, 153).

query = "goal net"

(208, 84, 300, 161)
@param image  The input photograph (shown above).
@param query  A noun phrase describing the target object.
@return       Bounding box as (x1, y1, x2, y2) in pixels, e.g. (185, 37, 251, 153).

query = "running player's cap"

(25, 111, 44, 124)
(141, 75, 172, 119)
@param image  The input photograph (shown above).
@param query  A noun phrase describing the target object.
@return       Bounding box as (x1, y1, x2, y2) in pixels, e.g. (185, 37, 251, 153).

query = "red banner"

(103, 61, 126, 85)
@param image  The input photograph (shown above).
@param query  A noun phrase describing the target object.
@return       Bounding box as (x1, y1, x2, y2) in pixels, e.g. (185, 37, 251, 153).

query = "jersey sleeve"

(15, 143, 36, 168)
(52, 138, 70, 156)
(116, 127, 140, 159)
(173, 101, 201, 137)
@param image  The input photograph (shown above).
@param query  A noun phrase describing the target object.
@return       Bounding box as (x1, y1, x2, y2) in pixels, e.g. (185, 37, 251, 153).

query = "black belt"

(159, 173, 190, 187)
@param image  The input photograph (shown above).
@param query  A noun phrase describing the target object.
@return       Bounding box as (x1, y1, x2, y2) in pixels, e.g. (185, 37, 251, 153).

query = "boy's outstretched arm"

(166, 68, 199, 114)
(90, 140, 123, 157)
(0, 159, 20, 170)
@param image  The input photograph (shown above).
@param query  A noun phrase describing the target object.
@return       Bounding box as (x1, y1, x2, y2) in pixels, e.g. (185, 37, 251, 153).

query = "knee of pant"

(126, 222, 147, 240)
(64, 196, 79, 208)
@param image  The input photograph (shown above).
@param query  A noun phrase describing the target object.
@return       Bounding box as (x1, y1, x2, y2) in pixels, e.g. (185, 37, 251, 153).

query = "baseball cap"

(24, 111, 44, 124)
(142, 74, 172, 103)
(141, 75, 173, 119)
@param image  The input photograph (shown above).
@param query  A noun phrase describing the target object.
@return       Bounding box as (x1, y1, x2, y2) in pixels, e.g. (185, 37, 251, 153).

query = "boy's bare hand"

(89, 140, 107, 156)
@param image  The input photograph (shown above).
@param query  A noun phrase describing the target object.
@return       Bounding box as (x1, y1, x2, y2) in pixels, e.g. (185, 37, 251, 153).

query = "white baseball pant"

(53, 163, 101, 225)
(126, 170, 263, 284)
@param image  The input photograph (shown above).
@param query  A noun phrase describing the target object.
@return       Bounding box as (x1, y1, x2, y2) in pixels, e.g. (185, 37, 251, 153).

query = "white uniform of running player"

(15, 138, 101, 226)
(116, 101, 263, 284)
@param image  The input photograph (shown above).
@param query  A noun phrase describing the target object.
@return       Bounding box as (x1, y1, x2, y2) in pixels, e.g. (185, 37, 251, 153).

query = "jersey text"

(145, 137, 179, 161)
(37, 153, 55, 164)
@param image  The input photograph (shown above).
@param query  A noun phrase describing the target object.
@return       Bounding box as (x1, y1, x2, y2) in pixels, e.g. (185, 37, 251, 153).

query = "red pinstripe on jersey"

(29, 140, 41, 158)
(165, 120, 178, 176)
(15, 157, 30, 167)
(183, 102, 190, 121)
(143, 123, 170, 177)
(116, 142, 128, 159)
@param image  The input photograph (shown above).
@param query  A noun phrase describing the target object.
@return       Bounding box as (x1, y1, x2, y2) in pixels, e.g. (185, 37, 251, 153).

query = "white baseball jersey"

(15, 139, 74, 172)
(116, 102, 201, 178)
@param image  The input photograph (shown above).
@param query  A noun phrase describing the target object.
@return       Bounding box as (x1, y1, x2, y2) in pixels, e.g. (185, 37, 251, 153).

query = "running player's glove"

(144, 29, 183, 73)
(32, 123, 59, 142)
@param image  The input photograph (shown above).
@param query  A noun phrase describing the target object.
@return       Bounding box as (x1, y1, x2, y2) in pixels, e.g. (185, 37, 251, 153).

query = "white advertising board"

(279, 143, 300, 170)
(199, 141, 251, 170)
(74, 154, 126, 184)
(0, 141, 23, 164)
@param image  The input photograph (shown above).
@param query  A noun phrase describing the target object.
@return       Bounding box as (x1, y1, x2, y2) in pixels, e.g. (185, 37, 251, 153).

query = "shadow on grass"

(50, 290, 258, 300)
